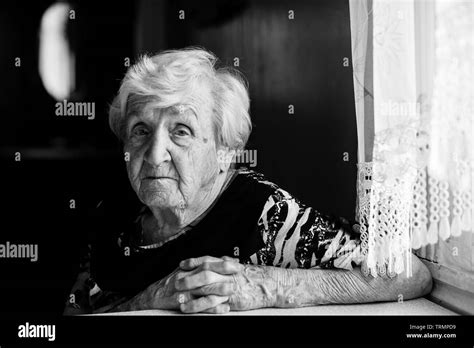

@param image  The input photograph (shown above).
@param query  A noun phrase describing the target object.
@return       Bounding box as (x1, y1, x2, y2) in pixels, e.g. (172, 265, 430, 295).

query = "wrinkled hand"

(112, 256, 245, 314)
(148, 257, 237, 313)
(174, 255, 243, 314)
(178, 256, 277, 313)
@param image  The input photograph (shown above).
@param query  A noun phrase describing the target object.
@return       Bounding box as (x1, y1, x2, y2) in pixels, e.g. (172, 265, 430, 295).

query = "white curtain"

(350, 0, 474, 277)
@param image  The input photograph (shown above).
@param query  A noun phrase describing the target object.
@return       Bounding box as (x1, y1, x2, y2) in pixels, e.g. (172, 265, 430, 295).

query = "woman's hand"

(178, 256, 278, 313)
(160, 257, 242, 313)
(106, 257, 242, 314)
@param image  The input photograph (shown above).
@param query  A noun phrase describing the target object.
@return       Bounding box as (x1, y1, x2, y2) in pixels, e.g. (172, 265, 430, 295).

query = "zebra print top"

(240, 170, 364, 270)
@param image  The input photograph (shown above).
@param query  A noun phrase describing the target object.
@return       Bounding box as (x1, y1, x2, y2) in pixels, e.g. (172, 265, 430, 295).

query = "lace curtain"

(350, 0, 473, 277)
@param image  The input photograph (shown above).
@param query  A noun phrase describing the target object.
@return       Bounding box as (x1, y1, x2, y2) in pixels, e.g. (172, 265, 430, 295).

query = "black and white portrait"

(1, 0, 473, 344)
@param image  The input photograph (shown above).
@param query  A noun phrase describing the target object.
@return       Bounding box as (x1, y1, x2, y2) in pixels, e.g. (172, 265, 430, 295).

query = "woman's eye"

(173, 125, 191, 137)
(131, 124, 149, 137)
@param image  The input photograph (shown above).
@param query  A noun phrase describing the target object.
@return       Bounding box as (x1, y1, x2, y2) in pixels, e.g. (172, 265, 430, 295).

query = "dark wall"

(161, 0, 358, 218)
(0, 0, 357, 315)
(0, 0, 136, 315)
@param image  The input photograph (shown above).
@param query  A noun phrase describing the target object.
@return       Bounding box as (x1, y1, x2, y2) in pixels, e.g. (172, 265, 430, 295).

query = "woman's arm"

(176, 254, 433, 312)
(236, 255, 432, 309)
(82, 253, 432, 314)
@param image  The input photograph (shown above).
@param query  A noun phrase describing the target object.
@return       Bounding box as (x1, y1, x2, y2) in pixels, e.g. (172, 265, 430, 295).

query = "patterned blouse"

(64, 169, 364, 314)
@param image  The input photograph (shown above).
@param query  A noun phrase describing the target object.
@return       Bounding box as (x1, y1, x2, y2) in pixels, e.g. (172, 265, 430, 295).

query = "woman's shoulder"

(234, 168, 298, 204)
(236, 168, 275, 184)
(233, 168, 281, 192)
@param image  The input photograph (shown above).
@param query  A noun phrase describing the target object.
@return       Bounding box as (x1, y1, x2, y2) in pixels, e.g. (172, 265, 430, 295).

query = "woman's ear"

(217, 147, 235, 173)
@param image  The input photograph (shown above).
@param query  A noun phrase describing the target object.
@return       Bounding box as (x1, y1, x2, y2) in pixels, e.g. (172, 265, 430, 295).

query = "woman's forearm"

(100, 287, 161, 313)
(229, 256, 433, 310)
(95, 296, 139, 313)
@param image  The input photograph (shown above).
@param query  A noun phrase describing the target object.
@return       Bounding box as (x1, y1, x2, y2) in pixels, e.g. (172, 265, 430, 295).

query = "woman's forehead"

(126, 92, 200, 115)
(145, 104, 197, 120)
(125, 94, 155, 116)
(126, 102, 213, 131)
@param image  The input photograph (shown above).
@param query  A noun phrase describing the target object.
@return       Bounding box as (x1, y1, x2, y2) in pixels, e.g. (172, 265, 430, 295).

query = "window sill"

(420, 259, 474, 315)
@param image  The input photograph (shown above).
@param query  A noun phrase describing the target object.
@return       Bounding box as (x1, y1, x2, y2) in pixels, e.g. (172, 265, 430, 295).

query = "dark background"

(0, 0, 357, 315)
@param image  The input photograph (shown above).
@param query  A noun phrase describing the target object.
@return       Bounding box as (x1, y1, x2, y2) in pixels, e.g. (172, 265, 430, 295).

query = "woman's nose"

(144, 130, 171, 166)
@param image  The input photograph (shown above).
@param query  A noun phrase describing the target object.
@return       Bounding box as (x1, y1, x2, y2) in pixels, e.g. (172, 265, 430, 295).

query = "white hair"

(109, 47, 252, 151)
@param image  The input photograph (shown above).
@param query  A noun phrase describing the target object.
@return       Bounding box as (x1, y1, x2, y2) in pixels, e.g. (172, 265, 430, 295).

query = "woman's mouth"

(143, 176, 176, 181)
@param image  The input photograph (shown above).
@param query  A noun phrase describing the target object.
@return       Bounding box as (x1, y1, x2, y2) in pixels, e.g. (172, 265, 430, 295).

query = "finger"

(173, 271, 191, 281)
(175, 270, 230, 291)
(202, 303, 230, 314)
(165, 269, 190, 286)
(180, 295, 229, 314)
(180, 256, 222, 270)
(175, 291, 193, 306)
(156, 291, 193, 310)
(195, 260, 242, 275)
(222, 256, 240, 262)
(190, 282, 234, 297)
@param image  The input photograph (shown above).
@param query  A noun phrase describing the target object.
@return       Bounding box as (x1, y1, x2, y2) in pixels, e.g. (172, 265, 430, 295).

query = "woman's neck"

(143, 168, 236, 244)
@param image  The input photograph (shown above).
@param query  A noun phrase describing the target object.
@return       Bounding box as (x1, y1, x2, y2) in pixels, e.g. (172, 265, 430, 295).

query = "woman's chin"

(139, 192, 182, 210)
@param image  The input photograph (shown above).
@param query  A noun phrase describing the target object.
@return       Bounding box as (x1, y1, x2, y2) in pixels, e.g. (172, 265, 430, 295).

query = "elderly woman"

(64, 47, 432, 315)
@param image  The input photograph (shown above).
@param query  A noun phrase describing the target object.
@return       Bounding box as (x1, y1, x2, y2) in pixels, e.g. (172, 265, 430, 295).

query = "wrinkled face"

(124, 103, 221, 211)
